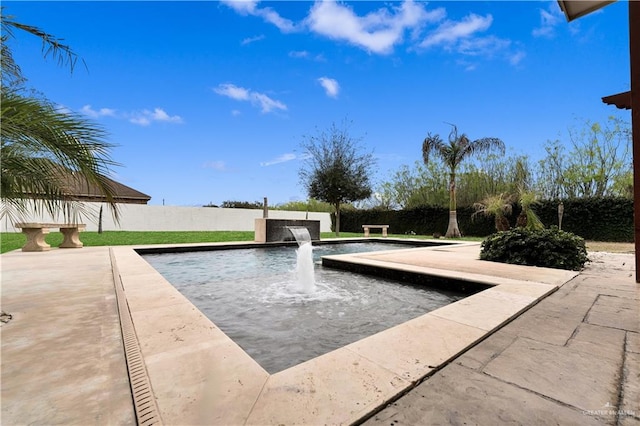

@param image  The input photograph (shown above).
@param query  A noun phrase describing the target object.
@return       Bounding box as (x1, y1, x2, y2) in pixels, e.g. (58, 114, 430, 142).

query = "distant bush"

(220, 200, 263, 209)
(274, 199, 335, 212)
(480, 227, 589, 271)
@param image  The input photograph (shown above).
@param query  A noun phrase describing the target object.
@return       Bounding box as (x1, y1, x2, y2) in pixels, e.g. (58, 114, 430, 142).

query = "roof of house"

(602, 91, 631, 110)
(32, 171, 152, 204)
(64, 174, 151, 204)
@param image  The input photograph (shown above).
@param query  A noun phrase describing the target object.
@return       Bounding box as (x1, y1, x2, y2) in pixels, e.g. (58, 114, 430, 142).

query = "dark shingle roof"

(63, 174, 151, 204)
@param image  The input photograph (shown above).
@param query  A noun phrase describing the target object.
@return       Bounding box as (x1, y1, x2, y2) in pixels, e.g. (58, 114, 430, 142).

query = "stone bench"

(15, 223, 87, 252)
(362, 224, 389, 237)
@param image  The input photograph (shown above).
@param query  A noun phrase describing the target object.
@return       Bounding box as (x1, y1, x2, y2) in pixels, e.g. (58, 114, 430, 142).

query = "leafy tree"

(422, 124, 505, 237)
(404, 162, 449, 209)
(364, 181, 398, 210)
(535, 117, 631, 199)
(375, 161, 448, 210)
(457, 155, 532, 207)
(563, 117, 631, 198)
(377, 154, 532, 211)
(611, 169, 633, 198)
(299, 119, 375, 236)
(535, 140, 567, 200)
(1, 8, 119, 224)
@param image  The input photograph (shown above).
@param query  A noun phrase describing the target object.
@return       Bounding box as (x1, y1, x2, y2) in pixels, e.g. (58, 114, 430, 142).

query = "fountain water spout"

(287, 226, 316, 293)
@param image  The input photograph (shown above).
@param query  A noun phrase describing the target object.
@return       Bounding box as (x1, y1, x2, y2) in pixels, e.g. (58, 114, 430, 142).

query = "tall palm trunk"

(446, 172, 461, 237)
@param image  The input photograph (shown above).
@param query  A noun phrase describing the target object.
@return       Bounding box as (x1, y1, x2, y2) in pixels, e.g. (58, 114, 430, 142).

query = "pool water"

(143, 242, 466, 373)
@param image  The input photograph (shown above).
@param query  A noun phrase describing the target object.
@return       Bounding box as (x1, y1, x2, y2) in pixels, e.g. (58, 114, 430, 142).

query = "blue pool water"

(143, 242, 465, 373)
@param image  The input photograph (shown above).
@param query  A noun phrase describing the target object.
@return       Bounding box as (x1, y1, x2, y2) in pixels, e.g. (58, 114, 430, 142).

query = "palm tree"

(1, 8, 120, 224)
(422, 124, 505, 237)
(472, 193, 514, 232)
(516, 187, 544, 230)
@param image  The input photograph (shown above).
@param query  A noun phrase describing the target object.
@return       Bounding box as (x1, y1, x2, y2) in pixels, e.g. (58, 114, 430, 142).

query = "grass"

(2, 230, 628, 254)
(0, 230, 478, 254)
(1, 231, 257, 254)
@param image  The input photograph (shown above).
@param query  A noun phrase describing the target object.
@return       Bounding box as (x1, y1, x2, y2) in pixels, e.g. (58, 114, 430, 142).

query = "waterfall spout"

(287, 226, 311, 245)
(287, 226, 316, 293)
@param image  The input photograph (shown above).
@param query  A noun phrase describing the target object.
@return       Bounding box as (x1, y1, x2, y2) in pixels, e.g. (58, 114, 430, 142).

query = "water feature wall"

(254, 218, 320, 243)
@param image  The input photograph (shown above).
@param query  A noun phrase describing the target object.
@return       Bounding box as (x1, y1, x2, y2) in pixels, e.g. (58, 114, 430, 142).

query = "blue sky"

(5, 1, 631, 206)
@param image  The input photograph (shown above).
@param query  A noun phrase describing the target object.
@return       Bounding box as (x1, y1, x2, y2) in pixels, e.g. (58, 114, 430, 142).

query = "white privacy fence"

(1, 202, 332, 233)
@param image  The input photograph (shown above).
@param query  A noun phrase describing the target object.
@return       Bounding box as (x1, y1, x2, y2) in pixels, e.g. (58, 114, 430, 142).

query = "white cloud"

(129, 116, 151, 126)
(457, 35, 510, 57)
(221, 0, 258, 15)
(222, 1, 521, 67)
(259, 7, 297, 32)
(214, 83, 287, 114)
(418, 12, 521, 67)
(306, 0, 444, 54)
(509, 51, 526, 66)
(289, 50, 309, 58)
(532, 5, 563, 38)
(420, 13, 492, 48)
(222, 0, 297, 33)
(151, 108, 182, 123)
(252, 93, 287, 113)
(203, 160, 227, 171)
(317, 77, 340, 98)
(231, 109, 241, 116)
(129, 108, 183, 126)
(457, 59, 477, 72)
(55, 105, 73, 114)
(81, 104, 116, 118)
(289, 50, 326, 62)
(214, 83, 250, 101)
(260, 153, 297, 167)
(80, 104, 181, 126)
(241, 34, 265, 45)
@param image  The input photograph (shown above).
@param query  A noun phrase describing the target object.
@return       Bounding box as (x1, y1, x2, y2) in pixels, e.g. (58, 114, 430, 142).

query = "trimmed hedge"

(335, 197, 633, 241)
(335, 205, 495, 237)
(479, 227, 589, 271)
(535, 198, 633, 242)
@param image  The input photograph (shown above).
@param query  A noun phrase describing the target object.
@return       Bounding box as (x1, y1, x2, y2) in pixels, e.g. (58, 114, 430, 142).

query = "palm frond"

(465, 137, 506, 157)
(525, 208, 544, 230)
(472, 193, 514, 220)
(1, 8, 85, 75)
(1, 89, 121, 223)
(422, 133, 445, 165)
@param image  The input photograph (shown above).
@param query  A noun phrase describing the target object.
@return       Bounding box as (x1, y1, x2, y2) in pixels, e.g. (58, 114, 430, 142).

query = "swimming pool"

(143, 241, 468, 373)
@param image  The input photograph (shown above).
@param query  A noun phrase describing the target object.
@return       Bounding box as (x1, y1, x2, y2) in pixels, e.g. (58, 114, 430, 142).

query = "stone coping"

(110, 240, 578, 425)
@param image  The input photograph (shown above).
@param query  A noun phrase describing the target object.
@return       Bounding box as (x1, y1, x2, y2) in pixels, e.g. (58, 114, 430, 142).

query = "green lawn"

(1, 231, 251, 253)
(1, 231, 476, 254)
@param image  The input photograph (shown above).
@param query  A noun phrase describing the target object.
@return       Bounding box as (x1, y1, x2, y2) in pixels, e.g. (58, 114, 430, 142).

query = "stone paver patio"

(1, 241, 638, 425)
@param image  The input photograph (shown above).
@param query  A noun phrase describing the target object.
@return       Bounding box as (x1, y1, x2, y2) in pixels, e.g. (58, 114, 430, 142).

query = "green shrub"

(480, 227, 589, 271)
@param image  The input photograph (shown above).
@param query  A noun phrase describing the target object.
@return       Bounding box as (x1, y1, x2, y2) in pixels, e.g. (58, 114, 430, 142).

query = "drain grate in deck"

(111, 248, 163, 426)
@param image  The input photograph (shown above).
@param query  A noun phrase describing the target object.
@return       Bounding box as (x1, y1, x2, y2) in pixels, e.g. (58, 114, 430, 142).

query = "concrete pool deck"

(1, 240, 638, 425)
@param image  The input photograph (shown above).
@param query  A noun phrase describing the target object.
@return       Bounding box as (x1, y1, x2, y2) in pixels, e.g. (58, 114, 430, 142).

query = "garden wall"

(1, 202, 332, 233)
